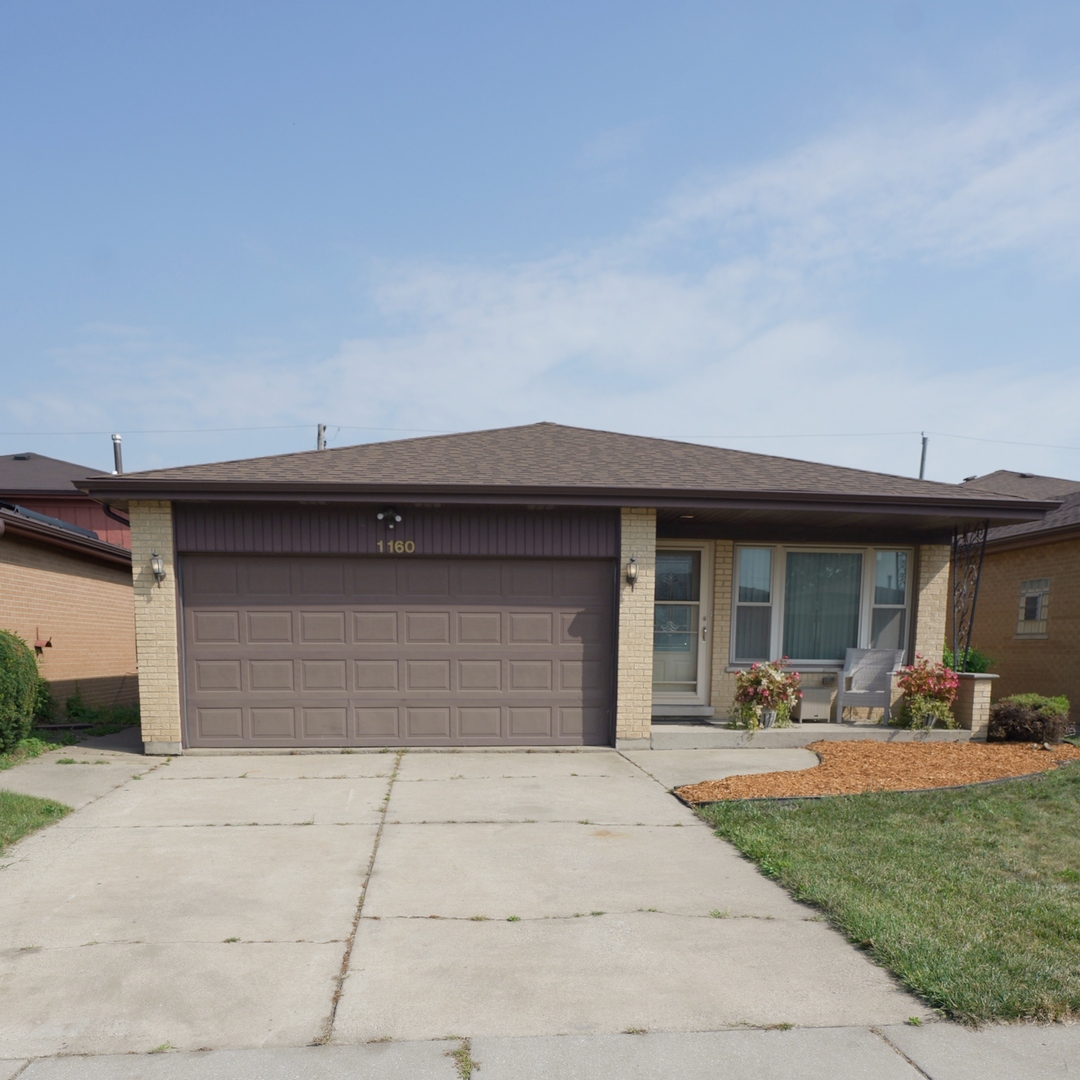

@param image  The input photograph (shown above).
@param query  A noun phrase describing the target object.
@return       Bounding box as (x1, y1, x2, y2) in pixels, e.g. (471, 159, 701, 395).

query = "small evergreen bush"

(0, 630, 41, 753)
(943, 644, 995, 674)
(988, 694, 1070, 744)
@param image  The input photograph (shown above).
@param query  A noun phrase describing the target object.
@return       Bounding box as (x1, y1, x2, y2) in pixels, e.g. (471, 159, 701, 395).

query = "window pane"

(655, 552, 700, 602)
(871, 608, 906, 651)
(1023, 594, 1041, 621)
(738, 548, 772, 603)
(874, 551, 907, 606)
(735, 606, 771, 661)
(782, 552, 862, 661)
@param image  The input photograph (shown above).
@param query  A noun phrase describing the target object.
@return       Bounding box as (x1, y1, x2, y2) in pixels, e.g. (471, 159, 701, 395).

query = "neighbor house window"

(1016, 578, 1050, 636)
(732, 546, 911, 664)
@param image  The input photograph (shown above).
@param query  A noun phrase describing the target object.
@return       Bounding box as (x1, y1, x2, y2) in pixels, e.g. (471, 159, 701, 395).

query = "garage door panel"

(302, 706, 348, 738)
(356, 707, 400, 738)
(192, 611, 240, 643)
(458, 660, 501, 690)
(300, 611, 346, 643)
(509, 612, 553, 643)
(196, 708, 244, 739)
(251, 707, 296, 738)
(406, 660, 451, 691)
(407, 707, 452, 738)
(405, 612, 450, 643)
(354, 612, 398, 642)
(246, 559, 292, 595)
(459, 707, 502, 737)
(248, 611, 293, 643)
(355, 660, 398, 690)
(183, 556, 612, 748)
(509, 660, 552, 691)
(458, 612, 501, 643)
(195, 660, 242, 692)
(250, 660, 294, 690)
(188, 558, 240, 598)
(302, 660, 348, 691)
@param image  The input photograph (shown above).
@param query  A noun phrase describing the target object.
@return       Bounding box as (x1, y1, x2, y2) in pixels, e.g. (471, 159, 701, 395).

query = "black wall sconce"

(377, 508, 403, 530)
(626, 557, 638, 587)
(150, 552, 167, 585)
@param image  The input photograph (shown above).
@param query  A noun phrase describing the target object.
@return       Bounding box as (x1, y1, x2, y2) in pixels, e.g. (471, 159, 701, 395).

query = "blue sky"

(2, 1, 1079, 482)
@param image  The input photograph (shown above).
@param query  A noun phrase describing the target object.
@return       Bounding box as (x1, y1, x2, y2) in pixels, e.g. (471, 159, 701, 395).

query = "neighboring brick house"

(0, 503, 137, 710)
(0, 451, 131, 548)
(79, 423, 1051, 754)
(958, 470, 1080, 711)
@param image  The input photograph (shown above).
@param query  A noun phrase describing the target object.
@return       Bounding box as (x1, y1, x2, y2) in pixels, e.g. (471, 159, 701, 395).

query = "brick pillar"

(709, 540, 737, 721)
(953, 673, 997, 741)
(913, 544, 951, 662)
(615, 508, 656, 747)
(129, 500, 183, 754)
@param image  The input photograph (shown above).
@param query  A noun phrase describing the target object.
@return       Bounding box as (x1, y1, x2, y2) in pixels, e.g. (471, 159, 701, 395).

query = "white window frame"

(729, 544, 913, 668)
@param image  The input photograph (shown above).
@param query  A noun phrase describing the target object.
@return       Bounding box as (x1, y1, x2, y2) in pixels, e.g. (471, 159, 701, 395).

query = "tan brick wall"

(616, 508, 656, 742)
(0, 533, 137, 709)
(129, 501, 182, 751)
(954, 537, 1080, 709)
(913, 544, 950, 662)
(952, 673, 995, 739)
(709, 540, 738, 720)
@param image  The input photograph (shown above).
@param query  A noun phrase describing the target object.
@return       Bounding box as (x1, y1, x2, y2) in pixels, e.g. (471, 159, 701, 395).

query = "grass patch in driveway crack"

(697, 764, 1080, 1024)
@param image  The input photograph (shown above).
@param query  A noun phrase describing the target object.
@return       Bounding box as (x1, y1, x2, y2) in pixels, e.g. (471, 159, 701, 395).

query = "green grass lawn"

(698, 763, 1080, 1025)
(0, 790, 71, 854)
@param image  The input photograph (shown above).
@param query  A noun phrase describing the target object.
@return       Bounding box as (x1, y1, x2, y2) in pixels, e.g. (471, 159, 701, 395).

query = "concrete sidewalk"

(3, 1024, 1077, 1078)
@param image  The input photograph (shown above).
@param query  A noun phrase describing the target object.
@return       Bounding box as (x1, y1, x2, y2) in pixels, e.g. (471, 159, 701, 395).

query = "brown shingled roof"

(962, 471, 1080, 545)
(80, 422, 1039, 503)
(0, 451, 107, 493)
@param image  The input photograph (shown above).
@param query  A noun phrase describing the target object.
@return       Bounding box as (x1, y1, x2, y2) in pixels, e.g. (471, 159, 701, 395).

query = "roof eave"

(0, 512, 132, 568)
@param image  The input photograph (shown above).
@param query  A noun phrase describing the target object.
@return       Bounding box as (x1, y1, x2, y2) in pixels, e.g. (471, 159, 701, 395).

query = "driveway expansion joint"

(872, 1025, 936, 1079)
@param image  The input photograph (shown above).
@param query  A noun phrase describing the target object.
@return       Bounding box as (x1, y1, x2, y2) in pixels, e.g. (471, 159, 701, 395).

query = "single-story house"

(0, 451, 131, 548)
(78, 423, 1053, 754)
(0, 501, 137, 709)
(955, 470, 1080, 710)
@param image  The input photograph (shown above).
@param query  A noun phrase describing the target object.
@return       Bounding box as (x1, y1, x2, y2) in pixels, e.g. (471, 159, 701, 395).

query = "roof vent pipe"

(111, 434, 123, 475)
(317, 423, 327, 451)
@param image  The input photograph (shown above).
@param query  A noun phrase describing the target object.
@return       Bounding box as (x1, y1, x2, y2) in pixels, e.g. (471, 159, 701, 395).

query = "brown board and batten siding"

(175, 505, 619, 748)
(174, 505, 618, 557)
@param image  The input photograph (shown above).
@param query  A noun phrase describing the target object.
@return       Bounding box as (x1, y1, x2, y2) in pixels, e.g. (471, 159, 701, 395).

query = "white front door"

(652, 543, 712, 709)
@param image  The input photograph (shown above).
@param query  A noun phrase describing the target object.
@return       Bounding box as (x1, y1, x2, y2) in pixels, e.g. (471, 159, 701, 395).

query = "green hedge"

(0, 631, 41, 753)
(989, 694, 1070, 744)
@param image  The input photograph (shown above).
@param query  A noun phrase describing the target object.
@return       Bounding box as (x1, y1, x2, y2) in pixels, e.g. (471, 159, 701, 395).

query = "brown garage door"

(180, 555, 615, 747)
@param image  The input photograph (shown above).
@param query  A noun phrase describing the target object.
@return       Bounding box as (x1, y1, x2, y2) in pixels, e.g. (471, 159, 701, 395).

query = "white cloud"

(8, 85, 1080, 480)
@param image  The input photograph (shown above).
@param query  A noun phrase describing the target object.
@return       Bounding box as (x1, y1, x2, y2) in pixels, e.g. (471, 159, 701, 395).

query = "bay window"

(732, 546, 912, 665)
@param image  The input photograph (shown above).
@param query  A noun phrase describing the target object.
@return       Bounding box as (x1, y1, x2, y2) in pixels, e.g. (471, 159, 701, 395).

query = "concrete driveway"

(0, 744, 925, 1060)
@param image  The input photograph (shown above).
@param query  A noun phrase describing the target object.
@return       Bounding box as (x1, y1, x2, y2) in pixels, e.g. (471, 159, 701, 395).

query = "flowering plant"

(730, 659, 801, 731)
(896, 656, 959, 704)
(894, 655, 959, 730)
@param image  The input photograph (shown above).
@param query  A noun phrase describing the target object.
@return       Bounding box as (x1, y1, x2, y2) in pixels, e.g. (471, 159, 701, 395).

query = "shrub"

(943, 644, 995, 674)
(897, 656, 959, 704)
(988, 694, 1070, 744)
(0, 631, 42, 753)
(896, 694, 958, 731)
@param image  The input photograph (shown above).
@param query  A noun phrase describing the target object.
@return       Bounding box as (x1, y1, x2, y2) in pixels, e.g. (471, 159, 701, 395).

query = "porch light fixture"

(626, 557, 638, 587)
(150, 552, 166, 584)
(377, 508, 403, 529)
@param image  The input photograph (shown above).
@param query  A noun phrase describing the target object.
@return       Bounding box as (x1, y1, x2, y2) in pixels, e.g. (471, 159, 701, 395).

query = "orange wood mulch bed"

(675, 739, 1080, 804)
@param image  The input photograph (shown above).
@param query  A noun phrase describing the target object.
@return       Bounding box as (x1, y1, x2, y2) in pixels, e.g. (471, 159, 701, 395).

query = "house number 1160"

(377, 540, 416, 553)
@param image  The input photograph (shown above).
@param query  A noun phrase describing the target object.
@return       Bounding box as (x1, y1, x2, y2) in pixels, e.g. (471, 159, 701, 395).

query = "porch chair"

(834, 648, 906, 724)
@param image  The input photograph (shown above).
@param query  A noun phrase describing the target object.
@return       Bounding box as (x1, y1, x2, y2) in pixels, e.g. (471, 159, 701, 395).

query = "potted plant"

(893, 655, 959, 730)
(730, 659, 801, 732)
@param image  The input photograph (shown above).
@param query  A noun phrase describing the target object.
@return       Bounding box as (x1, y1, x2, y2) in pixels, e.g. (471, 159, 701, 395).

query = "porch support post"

(952, 672, 997, 741)
(130, 500, 183, 755)
(913, 543, 951, 662)
(615, 508, 656, 748)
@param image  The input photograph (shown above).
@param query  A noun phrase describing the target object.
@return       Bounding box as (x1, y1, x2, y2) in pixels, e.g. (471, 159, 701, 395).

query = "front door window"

(653, 550, 702, 694)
